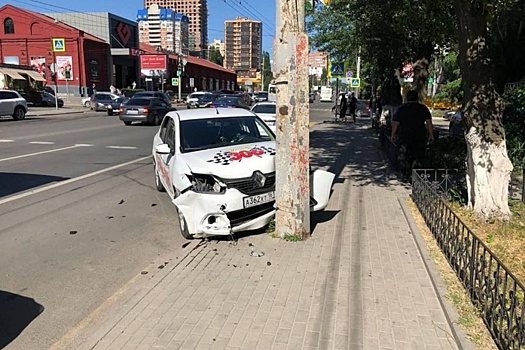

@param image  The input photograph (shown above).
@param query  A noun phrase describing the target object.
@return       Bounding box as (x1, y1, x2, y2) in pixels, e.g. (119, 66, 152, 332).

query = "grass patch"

(282, 233, 302, 242)
(265, 219, 276, 234)
(406, 198, 497, 350)
(449, 200, 525, 283)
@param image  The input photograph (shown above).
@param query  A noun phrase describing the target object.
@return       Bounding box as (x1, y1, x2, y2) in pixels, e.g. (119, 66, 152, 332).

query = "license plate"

(243, 191, 275, 208)
(127, 110, 139, 115)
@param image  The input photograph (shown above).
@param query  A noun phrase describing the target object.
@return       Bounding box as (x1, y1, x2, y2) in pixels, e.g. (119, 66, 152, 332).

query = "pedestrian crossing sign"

(52, 38, 65, 52)
(350, 78, 361, 88)
(330, 62, 344, 77)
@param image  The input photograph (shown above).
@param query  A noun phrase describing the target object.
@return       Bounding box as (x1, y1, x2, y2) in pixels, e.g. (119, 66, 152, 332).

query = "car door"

(0, 91, 9, 115)
(155, 117, 176, 198)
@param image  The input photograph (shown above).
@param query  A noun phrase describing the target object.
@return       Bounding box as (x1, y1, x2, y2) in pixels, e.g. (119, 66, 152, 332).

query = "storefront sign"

(140, 54, 167, 77)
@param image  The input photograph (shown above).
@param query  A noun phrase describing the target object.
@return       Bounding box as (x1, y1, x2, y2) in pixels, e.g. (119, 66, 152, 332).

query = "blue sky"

(3, 0, 276, 53)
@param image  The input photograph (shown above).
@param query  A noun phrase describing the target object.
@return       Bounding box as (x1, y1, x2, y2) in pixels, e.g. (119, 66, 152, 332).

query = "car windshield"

(252, 104, 276, 114)
(216, 97, 239, 105)
(180, 116, 275, 153)
(126, 98, 151, 106)
(114, 97, 126, 103)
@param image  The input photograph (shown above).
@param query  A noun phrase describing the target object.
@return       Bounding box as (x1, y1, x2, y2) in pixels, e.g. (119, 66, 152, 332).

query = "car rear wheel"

(84, 101, 91, 108)
(12, 106, 26, 120)
(123, 121, 132, 125)
(154, 164, 166, 192)
(107, 110, 113, 116)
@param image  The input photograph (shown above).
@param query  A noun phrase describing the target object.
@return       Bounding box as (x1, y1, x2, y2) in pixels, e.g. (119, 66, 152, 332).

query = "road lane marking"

(106, 146, 138, 150)
(0, 156, 151, 205)
(0, 144, 93, 163)
(29, 141, 55, 145)
(0, 139, 14, 143)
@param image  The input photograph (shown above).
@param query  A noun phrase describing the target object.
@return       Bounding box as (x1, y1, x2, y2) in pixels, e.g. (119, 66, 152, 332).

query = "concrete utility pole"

(274, 0, 311, 239)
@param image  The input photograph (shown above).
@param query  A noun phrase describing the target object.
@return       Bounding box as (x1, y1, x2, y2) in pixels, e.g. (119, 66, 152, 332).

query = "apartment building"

(137, 4, 189, 55)
(224, 17, 262, 89)
(208, 39, 225, 58)
(144, 0, 207, 57)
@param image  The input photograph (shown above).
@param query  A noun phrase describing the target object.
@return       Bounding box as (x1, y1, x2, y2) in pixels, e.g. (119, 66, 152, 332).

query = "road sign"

(172, 78, 179, 86)
(346, 71, 353, 78)
(330, 62, 344, 77)
(52, 38, 65, 52)
(350, 78, 361, 88)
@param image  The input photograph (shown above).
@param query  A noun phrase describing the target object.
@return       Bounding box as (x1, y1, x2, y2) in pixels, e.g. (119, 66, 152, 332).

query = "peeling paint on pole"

(274, 0, 310, 239)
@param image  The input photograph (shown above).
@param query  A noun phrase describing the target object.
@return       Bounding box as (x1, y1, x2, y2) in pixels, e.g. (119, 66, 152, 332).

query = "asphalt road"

(0, 111, 188, 350)
(0, 103, 336, 349)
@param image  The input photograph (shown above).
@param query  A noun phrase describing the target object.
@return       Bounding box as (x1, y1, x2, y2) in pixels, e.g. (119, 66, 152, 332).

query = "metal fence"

(412, 169, 525, 349)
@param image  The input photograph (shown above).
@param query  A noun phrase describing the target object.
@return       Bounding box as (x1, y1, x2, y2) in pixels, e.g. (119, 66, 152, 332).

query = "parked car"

(449, 109, 464, 137)
(254, 91, 269, 102)
(90, 93, 120, 112)
(132, 91, 171, 106)
(119, 97, 176, 126)
(0, 90, 28, 120)
(40, 92, 63, 107)
(106, 96, 129, 116)
(82, 92, 117, 108)
(250, 101, 276, 132)
(209, 96, 252, 109)
(44, 86, 55, 95)
(443, 110, 456, 120)
(186, 92, 216, 108)
(151, 108, 335, 239)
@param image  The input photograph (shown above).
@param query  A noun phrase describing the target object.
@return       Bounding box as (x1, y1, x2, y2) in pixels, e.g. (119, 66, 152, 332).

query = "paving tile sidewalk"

(79, 120, 474, 350)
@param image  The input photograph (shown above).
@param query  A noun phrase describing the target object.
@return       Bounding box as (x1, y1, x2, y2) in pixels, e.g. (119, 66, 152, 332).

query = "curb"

(398, 197, 476, 350)
(27, 110, 86, 117)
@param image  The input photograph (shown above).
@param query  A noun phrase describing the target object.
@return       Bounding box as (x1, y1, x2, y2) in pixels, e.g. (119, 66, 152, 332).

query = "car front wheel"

(84, 101, 91, 108)
(177, 207, 193, 239)
(107, 110, 113, 116)
(12, 106, 26, 120)
(154, 164, 166, 192)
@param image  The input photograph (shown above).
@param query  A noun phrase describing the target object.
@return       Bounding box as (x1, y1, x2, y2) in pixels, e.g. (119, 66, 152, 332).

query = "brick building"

(0, 5, 110, 95)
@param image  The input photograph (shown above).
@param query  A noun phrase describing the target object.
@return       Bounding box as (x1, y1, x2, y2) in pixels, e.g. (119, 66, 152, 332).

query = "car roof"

(167, 107, 257, 121)
(252, 101, 276, 106)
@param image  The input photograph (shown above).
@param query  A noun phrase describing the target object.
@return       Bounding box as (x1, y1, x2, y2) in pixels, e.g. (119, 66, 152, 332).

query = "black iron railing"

(412, 169, 525, 349)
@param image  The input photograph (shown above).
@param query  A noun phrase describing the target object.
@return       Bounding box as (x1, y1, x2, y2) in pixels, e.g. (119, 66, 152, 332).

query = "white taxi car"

(152, 108, 335, 239)
(250, 101, 276, 133)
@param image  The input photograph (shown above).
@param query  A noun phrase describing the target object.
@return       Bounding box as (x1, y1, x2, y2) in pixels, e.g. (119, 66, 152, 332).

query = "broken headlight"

(190, 173, 226, 194)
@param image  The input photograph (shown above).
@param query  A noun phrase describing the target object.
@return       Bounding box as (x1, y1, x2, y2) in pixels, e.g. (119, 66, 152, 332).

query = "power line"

(240, 0, 275, 28)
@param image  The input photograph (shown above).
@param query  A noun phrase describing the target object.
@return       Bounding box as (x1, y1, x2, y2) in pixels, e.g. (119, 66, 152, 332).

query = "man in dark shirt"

(390, 90, 434, 178)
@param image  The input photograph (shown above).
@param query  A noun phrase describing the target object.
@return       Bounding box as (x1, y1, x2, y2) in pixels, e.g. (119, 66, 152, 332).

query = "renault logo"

(253, 171, 266, 188)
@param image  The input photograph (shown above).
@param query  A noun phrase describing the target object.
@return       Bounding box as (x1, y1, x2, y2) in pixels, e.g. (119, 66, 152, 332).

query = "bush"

(424, 136, 467, 171)
(503, 87, 525, 168)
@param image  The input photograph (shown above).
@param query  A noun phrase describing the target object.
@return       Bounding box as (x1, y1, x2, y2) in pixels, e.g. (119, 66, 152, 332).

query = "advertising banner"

(140, 54, 167, 77)
(56, 56, 73, 80)
(30, 56, 46, 78)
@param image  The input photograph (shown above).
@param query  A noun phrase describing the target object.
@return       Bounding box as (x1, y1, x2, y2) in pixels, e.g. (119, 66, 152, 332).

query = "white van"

(267, 84, 277, 102)
(319, 87, 333, 102)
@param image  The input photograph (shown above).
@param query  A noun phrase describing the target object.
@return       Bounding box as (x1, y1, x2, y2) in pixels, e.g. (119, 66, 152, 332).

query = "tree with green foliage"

(308, 0, 525, 218)
(208, 47, 223, 66)
(261, 51, 274, 91)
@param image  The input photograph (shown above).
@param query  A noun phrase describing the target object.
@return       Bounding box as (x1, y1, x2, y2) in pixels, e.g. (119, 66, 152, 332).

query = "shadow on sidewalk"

(0, 290, 44, 349)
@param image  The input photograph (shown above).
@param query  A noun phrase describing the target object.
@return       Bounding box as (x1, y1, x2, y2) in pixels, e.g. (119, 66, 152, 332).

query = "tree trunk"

(454, 0, 513, 219)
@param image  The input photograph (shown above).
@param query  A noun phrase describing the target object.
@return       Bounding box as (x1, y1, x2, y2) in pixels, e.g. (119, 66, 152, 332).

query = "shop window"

(4, 18, 14, 34)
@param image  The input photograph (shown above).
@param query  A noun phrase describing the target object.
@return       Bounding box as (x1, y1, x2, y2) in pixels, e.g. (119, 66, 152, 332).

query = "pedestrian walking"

(348, 92, 358, 122)
(339, 93, 348, 122)
(390, 90, 434, 180)
(132, 81, 137, 89)
(110, 85, 116, 94)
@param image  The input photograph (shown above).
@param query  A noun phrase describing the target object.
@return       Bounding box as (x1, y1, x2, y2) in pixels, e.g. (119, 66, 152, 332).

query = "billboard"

(30, 56, 46, 78)
(140, 54, 167, 77)
(56, 56, 73, 80)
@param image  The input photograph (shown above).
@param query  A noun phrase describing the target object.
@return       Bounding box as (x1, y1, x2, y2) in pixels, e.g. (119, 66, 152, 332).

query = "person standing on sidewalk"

(390, 90, 434, 179)
(348, 92, 358, 122)
(339, 93, 348, 122)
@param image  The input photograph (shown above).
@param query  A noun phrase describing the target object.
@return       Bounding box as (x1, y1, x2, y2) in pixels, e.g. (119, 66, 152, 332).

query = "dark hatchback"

(90, 93, 117, 112)
(209, 96, 252, 109)
(107, 96, 130, 116)
(132, 91, 171, 106)
(119, 97, 176, 126)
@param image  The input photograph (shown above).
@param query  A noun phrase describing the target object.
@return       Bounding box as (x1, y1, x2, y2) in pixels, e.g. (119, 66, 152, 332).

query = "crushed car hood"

(179, 141, 276, 178)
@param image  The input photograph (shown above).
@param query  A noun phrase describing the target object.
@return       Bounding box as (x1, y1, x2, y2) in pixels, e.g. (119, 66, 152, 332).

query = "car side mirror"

(155, 144, 171, 155)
